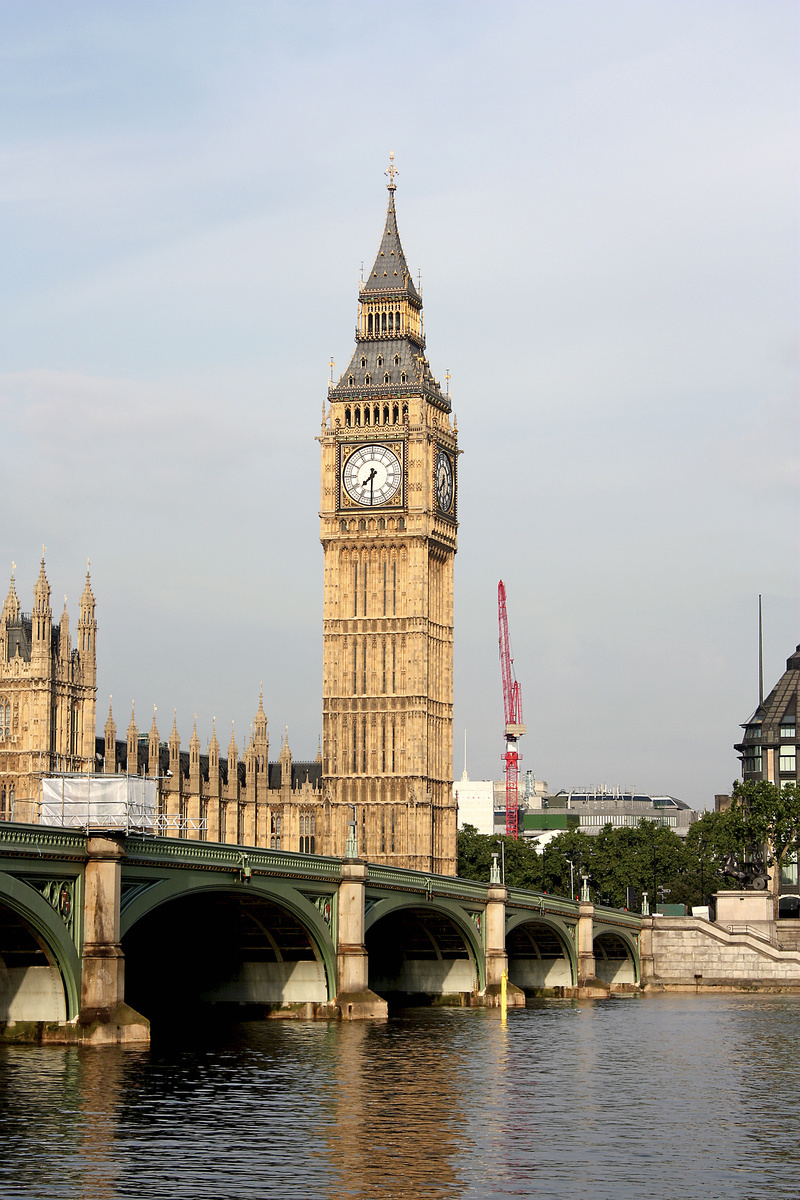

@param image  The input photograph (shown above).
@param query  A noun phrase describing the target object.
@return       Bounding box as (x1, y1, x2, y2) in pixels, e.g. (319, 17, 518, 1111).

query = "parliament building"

(1, 164, 460, 875)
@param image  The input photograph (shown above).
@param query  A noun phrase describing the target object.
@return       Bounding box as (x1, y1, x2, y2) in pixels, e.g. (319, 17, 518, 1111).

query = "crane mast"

(498, 580, 526, 838)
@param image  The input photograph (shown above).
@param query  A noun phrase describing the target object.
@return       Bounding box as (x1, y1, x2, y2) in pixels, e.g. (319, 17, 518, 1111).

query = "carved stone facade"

(0, 561, 97, 822)
(319, 166, 459, 874)
(101, 697, 323, 851)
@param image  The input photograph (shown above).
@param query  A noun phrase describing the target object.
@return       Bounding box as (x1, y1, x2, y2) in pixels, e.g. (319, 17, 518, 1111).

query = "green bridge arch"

(364, 894, 487, 991)
(0, 869, 82, 1020)
(592, 920, 640, 984)
(505, 910, 578, 987)
(120, 874, 338, 1001)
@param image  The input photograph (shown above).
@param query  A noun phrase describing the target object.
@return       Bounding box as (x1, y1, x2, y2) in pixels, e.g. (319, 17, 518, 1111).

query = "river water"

(1, 995, 798, 1200)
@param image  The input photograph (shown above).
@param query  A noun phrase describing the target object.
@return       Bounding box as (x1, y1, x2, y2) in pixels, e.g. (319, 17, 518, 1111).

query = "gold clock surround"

(339, 439, 406, 511)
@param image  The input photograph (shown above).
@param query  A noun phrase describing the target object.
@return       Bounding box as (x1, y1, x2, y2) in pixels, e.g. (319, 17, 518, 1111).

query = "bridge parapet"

(125, 836, 343, 881)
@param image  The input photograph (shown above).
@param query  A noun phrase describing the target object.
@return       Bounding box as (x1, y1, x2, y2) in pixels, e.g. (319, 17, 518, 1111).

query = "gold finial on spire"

(329, 356, 335, 387)
(385, 151, 398, 190)
(445, 369, 451, 398)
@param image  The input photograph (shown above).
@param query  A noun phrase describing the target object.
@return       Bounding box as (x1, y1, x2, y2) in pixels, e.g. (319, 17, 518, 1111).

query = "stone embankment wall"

(775, 919, 800, 952)
(644, 916, 800, 991)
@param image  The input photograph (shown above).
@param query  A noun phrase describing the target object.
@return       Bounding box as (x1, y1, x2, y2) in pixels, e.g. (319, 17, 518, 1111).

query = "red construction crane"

(498, 580, 526, 838)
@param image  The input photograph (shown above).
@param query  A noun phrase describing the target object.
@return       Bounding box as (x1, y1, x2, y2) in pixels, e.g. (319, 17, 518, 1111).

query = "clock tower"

(320, 159, 458, 875)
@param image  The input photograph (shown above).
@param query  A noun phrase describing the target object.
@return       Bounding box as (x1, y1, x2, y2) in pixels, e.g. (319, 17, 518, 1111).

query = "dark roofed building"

(735, 644, 799, 788)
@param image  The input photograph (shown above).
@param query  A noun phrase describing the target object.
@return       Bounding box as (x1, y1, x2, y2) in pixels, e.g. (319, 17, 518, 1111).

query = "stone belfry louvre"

(320, 159, 459, 874)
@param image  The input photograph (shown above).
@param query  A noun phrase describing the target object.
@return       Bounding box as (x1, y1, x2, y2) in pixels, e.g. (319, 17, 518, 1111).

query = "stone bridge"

(0, 822, 642, 1043)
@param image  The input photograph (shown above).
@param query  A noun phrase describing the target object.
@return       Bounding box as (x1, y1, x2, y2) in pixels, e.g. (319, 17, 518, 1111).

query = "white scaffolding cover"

(40, 775, 157, 831)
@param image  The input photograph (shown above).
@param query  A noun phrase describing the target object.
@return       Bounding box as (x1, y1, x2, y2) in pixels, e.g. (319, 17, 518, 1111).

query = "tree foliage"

(457, 814, 745, 910)
(729, 779, 800, 881)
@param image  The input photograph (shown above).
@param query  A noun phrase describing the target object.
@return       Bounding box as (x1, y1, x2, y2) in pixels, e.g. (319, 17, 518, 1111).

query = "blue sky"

(1, 1, 797, 806)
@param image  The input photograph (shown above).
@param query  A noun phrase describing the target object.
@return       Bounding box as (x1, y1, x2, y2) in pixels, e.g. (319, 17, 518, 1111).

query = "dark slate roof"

(735, 644, 799, 752)
(362, 190, 420, 302)
(6, 615, 32, 662)
(94, 738, 321, 793)
(334, 337, 447, 408)
(331, 185, 450, 414)
(268, 760, 322, 790)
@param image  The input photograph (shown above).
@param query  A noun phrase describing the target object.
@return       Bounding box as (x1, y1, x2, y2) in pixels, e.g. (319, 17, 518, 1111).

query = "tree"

(684, 809, 745, 903)
(456, 825, 543, 889)
(730, 779, 800, 912)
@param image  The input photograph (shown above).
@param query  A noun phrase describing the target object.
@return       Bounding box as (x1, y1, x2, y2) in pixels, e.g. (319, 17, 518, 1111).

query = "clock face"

(436, 449, 454, 514)
(342, 443, 402, 507)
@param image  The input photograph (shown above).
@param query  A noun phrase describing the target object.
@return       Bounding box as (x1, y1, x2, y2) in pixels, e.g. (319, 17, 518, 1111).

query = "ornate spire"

(33, 555, 51, 613)
(331, 159, 448, 410)
(3, 565, 19, 622)
(79, 565, 95, 621)
(362, 156, 419, 302)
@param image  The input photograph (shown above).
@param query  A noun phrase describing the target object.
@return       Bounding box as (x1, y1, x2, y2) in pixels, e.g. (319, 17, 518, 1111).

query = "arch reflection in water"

(123, 892, 327, 1017)
(325, 1016, 467, 1200)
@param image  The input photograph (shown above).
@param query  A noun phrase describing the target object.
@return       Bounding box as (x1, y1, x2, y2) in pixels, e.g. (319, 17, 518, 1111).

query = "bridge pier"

(637, 916, 663, 991)
(481, 883, 525, 1007)
(335, 860, 388, 1019)
(79, 834, 149, 1043)
(577, 901, 609, 997)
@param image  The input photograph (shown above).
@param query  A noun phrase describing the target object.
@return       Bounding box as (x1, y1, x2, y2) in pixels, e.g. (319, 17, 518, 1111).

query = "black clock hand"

(370, 475, 374, 505)
(360, 467, 377, 490)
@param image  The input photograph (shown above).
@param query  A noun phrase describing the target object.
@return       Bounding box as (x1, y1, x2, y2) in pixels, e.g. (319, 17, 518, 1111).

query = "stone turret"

(227, 724, 239, 802)
(31, 559, 52, 666)
(254, 689, 268, 769)
(77, 570, 96, 682)
(168, 713, 181, 792)
(279, 732, 293, 804)
(208, 719, 220, 800)
(104, 699, 116, 773)
(126, 704, 138, 776)
(189, 718, 201, 792)
(148, 709, 160, 777)
(59, 598, 70, 663)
